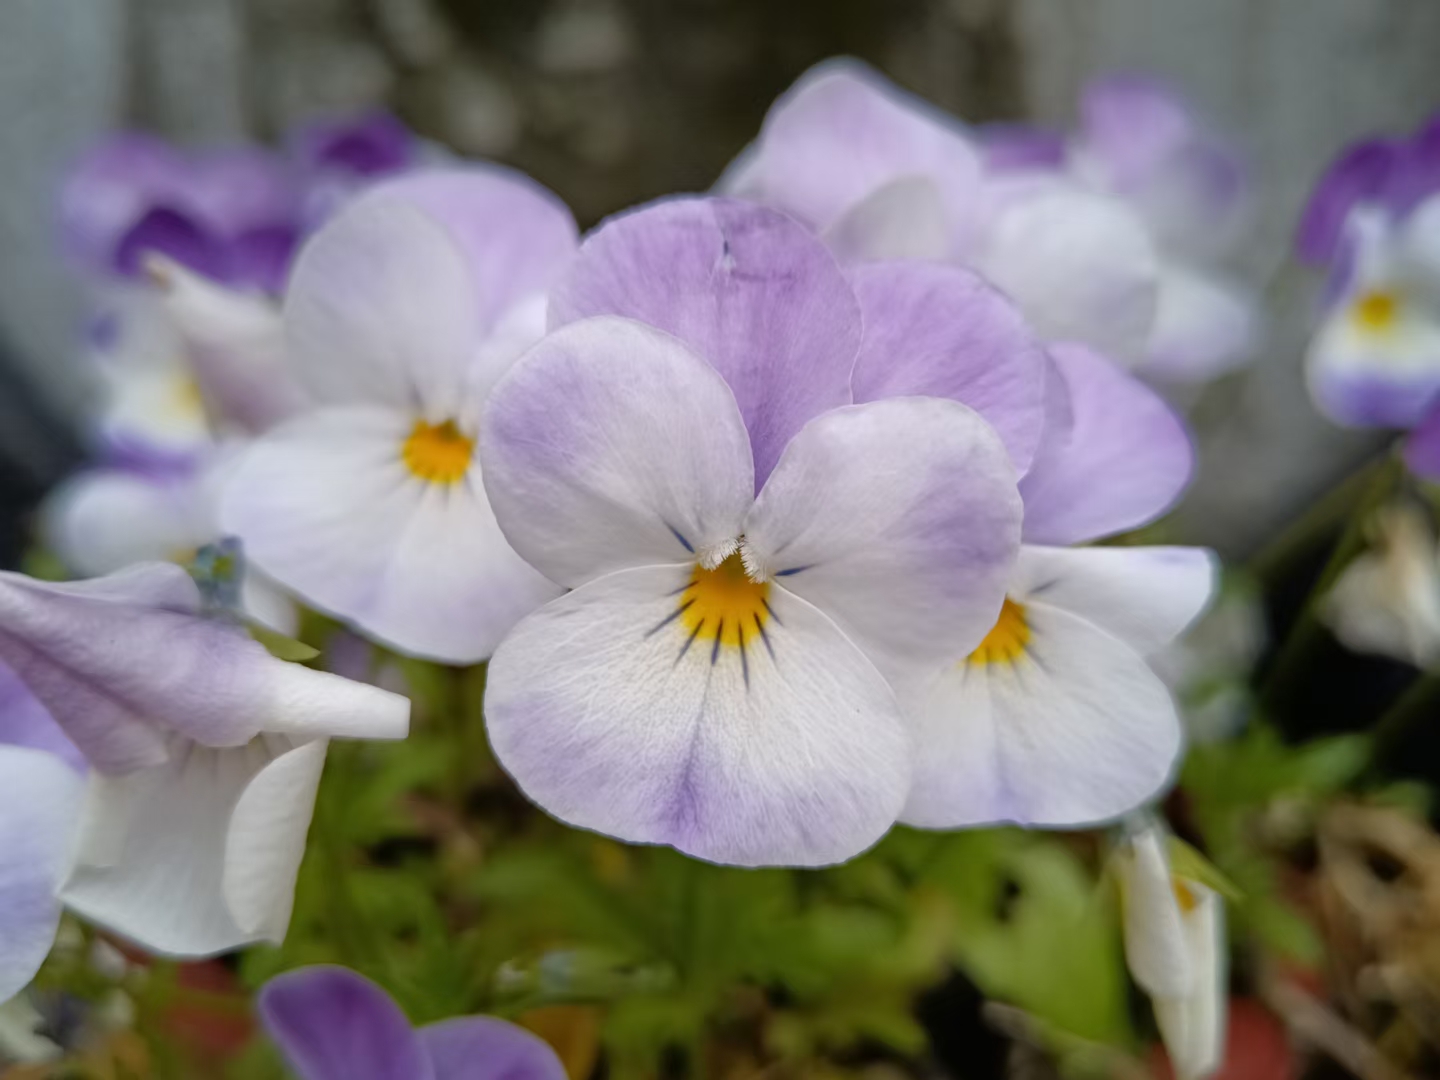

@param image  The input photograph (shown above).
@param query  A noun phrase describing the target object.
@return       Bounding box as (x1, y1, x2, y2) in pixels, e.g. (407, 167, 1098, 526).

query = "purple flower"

(288, 111, 424, 226)
(724, 61, 1258, 382)
(259, 966, 565, 1080)
(61, 134, 304, 293)
(221, 168, 580, 664)
(478, 197, 1027, 866)
(0, 563, 409, 964)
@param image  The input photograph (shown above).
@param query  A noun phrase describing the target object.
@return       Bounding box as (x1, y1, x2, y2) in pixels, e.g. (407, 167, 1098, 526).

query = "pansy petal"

(1154, 887, 1227, 1080)
(480, 317, 754, 588)
(821, 176, 950, 262)
(223, 738, 327, 943)
(0, 665, 84, 772)
(283, 195, 480, 418)
(743, 398, 1022, 693)
(259, 966, 433, 1080)
(486, 566, 911, 867)
(420, 1018, 567, 1080)
(43, 468, 209, 578)
(1405, 403, 1440, 479)
(977, 186, 1160, 362)
(752, 60, 983, 254)
(1296, 139, 1397, 265)
(1014, 545, 1217, 656)
(1305, 304, 1440, 428)
(62, 735, 314, 955)
(1143, 265, 1258, 383)
(223, 406, 558, 663)
(149, 256, 306, 433)
(1120, 825, 1194, 999)
(0, 746, 82, 1002)
(548, 198, 860, 488)
(902, 604, 1181, 828)
(1020, 343, 1193, 545)
(368, 169, 578, 332)
(849, 261, 1048, 471)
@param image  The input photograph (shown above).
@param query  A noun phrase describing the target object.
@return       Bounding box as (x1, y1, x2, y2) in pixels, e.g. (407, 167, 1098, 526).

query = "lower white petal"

(486, 565, 911, 867)
(0, 746, 82, 1002)
(902, 604, 1181, 828)
(60, 734, 317, 956)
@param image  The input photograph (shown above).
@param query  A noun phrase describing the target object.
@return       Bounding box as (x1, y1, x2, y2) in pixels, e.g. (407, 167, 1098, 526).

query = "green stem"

(1259, 452, 1403, 716)
(1248, 454, 1392, 585)
(1369, 669, 1440, 773)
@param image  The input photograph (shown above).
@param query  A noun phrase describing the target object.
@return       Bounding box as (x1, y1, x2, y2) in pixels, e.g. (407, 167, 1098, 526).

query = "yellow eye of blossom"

(1352, 290, 1400, 333)
(679, 552, 772, 655)
(402, 419, 474, 484)
(967, 597, 1030, 666)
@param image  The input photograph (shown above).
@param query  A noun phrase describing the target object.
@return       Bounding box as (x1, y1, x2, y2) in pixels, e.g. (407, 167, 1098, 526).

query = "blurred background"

(3, 0, 1440, 569)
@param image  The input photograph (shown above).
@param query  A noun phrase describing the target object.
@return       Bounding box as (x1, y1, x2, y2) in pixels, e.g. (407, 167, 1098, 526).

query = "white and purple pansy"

(220, 167, 581, 664)
(479, 197, 1026, 867)
(259, 966, 566, 1080)
(888, 336, 1216, 828)
(0, 562, 409, 965)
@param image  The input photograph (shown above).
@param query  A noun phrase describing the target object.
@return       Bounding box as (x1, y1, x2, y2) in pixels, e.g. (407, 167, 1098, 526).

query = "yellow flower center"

(1352, 289, 1400, 333)
(402, 419, 474, 484)
(680, 552, 771, 653)
(967, 597, 1030, 666)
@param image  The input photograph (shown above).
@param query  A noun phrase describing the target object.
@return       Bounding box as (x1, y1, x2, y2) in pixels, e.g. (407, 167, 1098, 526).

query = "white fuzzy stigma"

(697, 537, 740, 570)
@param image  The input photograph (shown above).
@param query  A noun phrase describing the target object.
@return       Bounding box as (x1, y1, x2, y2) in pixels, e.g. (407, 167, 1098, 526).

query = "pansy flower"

(724, 61, 1258, 382)
(853, 267, 1214, 827)
(0, 562, 409, 960)
(221, 168, 580, 663)
(1117, 821, 1228, 1080)
(259, 966, 565, 1080)
(479, 198, 1026, 867)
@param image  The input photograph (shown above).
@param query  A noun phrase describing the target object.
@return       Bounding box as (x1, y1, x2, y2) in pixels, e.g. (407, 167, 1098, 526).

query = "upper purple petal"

(420, 1018, 567, 1080)
(291, 111, 417, 177)
(550, 196, 861, 489)
(258, 967, 433, 1080)
(1405, 402, 1440, 479)
(849, 260, 1048, 472)
(1297, 138, 1399, 265)
(59, 133, 190, 270)
(113, 206, 231, 282)
(1019, 343, 1193, 544)
(1079, 74, 1194, 190)
(981, 123, 1069, 173)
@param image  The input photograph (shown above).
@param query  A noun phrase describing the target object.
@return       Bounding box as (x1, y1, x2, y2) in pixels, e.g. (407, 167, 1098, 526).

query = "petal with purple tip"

(421, 1017, 567, 1080)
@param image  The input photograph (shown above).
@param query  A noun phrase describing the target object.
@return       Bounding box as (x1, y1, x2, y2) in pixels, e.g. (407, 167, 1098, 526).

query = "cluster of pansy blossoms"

(0, 57, 1260, 1079)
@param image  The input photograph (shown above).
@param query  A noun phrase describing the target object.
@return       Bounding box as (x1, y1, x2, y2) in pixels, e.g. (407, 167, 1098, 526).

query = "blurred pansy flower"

(899, 335, 1216, 828)
(480, 198, 1024, 866)
(723, 61, 1257, 382)
(1117, 821, 1228, 1080)
(61, 133, 303, 294)
(289, 110, 425, 224)
(0, 562, 409, 961)
(1322, 500, 1440, 667)
(222, 168, 579, 663)
(259, 965, 565, 1080)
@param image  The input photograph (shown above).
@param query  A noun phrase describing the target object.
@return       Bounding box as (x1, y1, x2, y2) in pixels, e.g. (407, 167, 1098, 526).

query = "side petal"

(366, 168, 579, 333)
(420, 1017, 567, 1080)
(849, 260, 1049, 472)
(283, 195, 480, 418)
(976, 185, 1160, 363)
(222, 406, 559, 663)
(901, 604, 1181, 828)
(223, 738, 328, 942)
(480, 317, 754, 588)
(149, 255, 307, 433)
(1142, 264, 1259, 383)
(743, 398, 1022, 694)
(62, 735, 311, 955)
(1013, 545, 1217, 656)
(752, 59, 983, 254)
(485, 566, 911, 867)
(258, 966, 433, 1080)
(821, 176, 951, 262)
(0, 746, 82, 1003)
(548, 197, 860, 488)
(1020, 343, 1194, 545)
